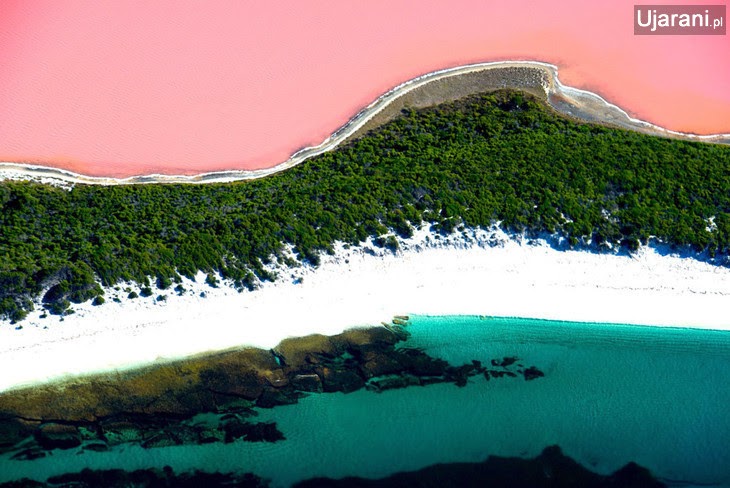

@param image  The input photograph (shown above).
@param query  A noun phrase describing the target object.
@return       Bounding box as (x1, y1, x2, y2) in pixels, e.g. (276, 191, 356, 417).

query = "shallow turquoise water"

(1, 315, 729, 486)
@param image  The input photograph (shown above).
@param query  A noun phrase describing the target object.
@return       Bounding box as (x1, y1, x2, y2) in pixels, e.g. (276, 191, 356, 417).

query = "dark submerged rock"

(33, 423, 81, 450)
(610, 461, 666, 488)
(290, 374, 323, 392)
(0, 417, 37, 451)
(500, 356, 518, 367)
(320, 367, 366, 393)
(359, 351, 403, 378)
(0, 480, 46, 488)
(35, 468, 269, 488)
(523, 366, 545, 381)
(366, 374, 421, 392)
(223, 419, 284, 443)
(255, 389, 300, 409)
(394, 348, 448, 377)
(10, 447, 47, 461)
(82, 441, 109, 452)
(292, 445, 666, 488)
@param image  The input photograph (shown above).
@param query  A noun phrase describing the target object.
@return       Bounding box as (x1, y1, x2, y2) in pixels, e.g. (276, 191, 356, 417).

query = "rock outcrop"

(0, 320, 544, 462)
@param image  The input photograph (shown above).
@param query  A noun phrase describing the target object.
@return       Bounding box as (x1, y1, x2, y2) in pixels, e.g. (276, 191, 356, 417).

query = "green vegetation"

(205, 273, 219, 288)
(156, 275, 172, 290)
(1, 91, 728, 322)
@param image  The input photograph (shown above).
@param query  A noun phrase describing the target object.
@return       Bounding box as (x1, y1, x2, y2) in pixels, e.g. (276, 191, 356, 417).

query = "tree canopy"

(1, 91, 728, 322)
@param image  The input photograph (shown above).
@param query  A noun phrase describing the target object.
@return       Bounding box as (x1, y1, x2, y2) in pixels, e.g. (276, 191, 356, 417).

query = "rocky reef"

(0, 321, 672, 487)
(0, 320, 544, 461)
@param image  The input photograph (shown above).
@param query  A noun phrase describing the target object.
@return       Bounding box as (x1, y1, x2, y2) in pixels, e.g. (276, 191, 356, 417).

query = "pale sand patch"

(0, 227, 728, 392)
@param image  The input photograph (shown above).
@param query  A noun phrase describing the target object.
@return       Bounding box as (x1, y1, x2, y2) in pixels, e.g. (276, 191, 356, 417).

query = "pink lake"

(0, 1, 728, 178)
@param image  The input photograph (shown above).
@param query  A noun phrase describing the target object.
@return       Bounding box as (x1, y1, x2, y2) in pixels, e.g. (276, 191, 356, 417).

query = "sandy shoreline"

(0, 226, 728, 393)
(1, 60, 729, 186)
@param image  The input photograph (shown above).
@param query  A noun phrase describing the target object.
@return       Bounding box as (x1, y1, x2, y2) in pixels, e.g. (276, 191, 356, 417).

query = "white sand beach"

(0, 226, 728, 393)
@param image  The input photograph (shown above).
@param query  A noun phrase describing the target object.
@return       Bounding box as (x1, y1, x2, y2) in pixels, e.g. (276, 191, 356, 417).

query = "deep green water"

(1, 315, 729, 487)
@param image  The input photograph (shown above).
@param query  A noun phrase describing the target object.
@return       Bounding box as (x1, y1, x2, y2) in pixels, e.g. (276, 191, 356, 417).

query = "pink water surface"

(0, 1, 728, 178)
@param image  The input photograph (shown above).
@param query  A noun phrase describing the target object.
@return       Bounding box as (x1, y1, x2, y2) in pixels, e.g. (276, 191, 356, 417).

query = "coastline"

(1, 226, 728, 393)
(1, 60, 729, 186)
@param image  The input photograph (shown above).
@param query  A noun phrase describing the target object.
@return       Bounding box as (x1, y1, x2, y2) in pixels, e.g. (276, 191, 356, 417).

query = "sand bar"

(1, 61, 729, 186)
(0, 226, 728, 393)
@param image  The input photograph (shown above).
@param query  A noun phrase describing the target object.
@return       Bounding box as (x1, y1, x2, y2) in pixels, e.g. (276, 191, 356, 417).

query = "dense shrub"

(1, 91, 728, 321)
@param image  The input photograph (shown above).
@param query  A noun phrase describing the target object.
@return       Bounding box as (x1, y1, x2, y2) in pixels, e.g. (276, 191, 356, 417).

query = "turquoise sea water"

(1, 315, 729, 486)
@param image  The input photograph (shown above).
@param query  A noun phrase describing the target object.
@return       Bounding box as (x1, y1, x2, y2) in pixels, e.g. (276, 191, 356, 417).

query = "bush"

(205, 273, 219, 288)
(45, 299, 70, 316)
(157, 276, 172, 290)
(375, 235, 399, 252)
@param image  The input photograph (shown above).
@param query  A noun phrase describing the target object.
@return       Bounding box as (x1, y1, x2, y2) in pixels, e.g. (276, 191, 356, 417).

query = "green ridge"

(1, 91, 729, 322)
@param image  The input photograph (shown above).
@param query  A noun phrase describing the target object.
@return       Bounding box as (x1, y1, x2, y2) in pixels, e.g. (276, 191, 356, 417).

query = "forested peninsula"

(1, 91, 729, 322)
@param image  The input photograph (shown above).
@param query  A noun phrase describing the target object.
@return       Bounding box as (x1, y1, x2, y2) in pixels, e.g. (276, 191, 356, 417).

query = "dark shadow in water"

(0, 445, 665, 488)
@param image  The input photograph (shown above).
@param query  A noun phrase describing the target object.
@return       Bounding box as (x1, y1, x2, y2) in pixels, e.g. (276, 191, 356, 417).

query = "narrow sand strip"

(0, 227, 728, 393)
(1, 61, 728, 186)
